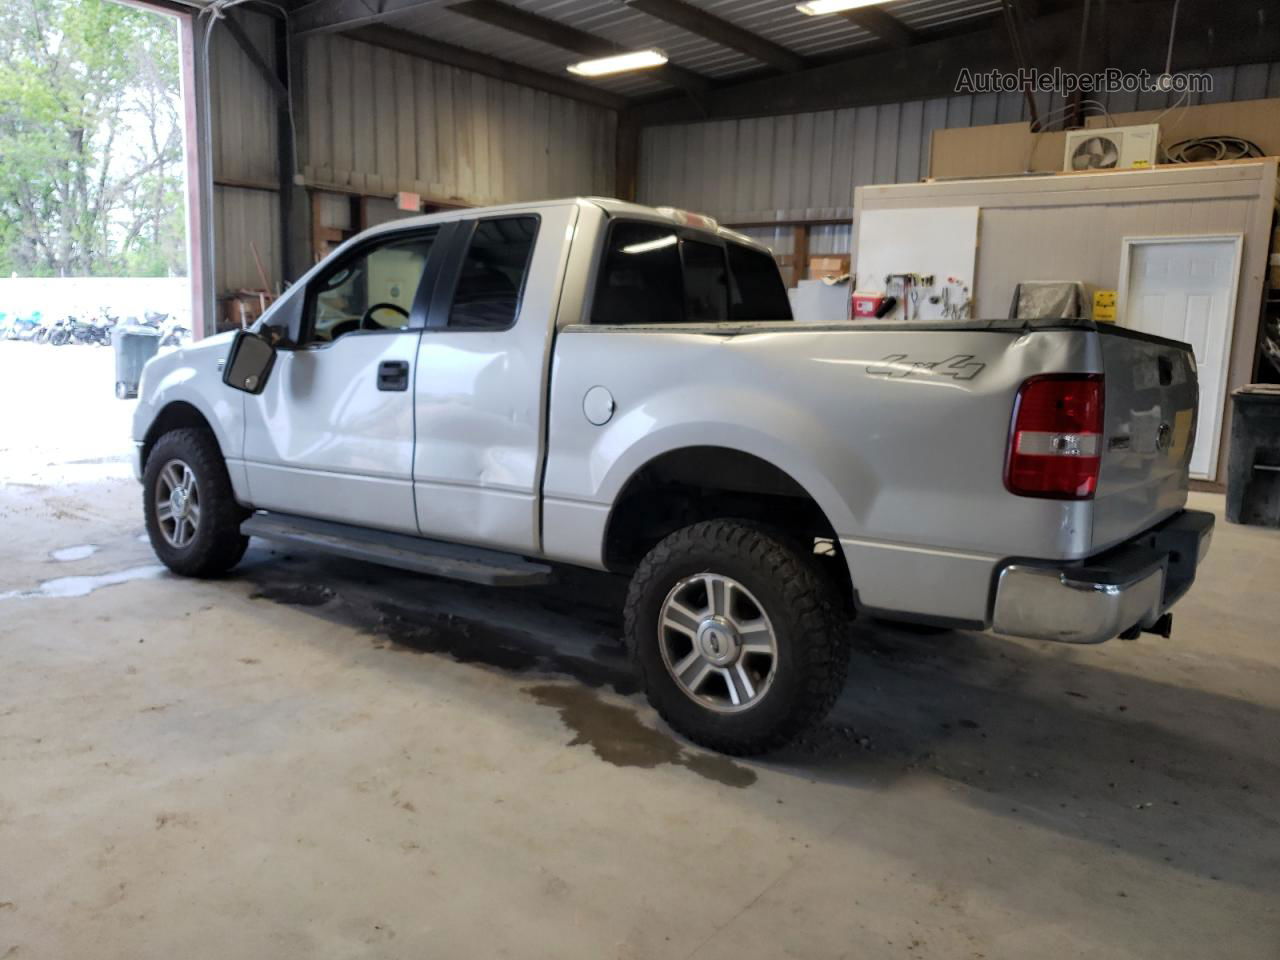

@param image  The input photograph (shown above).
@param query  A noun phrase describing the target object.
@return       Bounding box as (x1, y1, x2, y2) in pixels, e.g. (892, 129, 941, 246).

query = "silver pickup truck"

(132, 197, 1213, 754)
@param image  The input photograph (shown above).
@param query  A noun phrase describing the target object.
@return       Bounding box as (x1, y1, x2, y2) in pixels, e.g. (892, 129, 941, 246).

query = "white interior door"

(1120, 236, 1242, 480)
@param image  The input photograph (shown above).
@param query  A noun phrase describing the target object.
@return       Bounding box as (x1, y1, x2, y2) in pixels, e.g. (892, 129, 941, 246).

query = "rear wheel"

(143, 428, 249, 577)
(625, 520, 852, 755)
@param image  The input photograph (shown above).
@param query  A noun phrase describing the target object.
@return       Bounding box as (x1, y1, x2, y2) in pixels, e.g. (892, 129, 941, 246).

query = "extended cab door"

(241, 225, 448, 534)
(412, 204, 578, 553)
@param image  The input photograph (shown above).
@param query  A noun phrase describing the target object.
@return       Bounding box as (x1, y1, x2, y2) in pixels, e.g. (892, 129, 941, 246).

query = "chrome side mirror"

(222, 330, 277, 394)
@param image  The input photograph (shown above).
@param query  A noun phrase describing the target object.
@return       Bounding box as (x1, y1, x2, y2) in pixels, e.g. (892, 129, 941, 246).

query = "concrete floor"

(1, 340, 1279, 959)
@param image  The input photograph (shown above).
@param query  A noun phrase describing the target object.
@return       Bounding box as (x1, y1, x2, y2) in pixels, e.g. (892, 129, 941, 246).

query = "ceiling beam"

(838, 7, 919, 48)
(623, 0, 806, 73)
(291, 0, 436, 35)
(343, 24, 629, 110)
(446, 0, 711, 98)
(625, 0, 1280, 125)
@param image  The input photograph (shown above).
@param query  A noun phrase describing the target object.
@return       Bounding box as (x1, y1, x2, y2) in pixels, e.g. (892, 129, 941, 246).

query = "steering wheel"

(359, 302, 409, 331)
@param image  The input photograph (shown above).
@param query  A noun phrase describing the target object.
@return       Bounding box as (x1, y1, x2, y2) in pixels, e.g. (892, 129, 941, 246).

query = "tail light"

(1006, 375, 1104, 499)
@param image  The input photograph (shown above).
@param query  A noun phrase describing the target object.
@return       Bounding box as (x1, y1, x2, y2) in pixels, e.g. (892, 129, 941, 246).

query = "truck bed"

(544, 318, 1197, 626)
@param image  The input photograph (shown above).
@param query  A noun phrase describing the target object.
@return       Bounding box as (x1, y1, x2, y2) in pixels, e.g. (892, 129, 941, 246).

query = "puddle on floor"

(50, 544, 98, 562)
(241, 560, 755, 787)
(528, 684, 756, 788)
(249, 582, 337, 607)
(374, 602, 637, 693)
(1, 564, 166, 600)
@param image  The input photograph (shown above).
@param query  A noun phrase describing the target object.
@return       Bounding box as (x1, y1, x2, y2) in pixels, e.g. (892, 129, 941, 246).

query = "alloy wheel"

(155, 458, 201, 548)
(657, 572, 778, 713)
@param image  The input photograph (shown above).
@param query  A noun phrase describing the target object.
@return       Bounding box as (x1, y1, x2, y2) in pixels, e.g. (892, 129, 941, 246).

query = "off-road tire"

(143, 428, 249, 577)
(624, 520, 852, 755)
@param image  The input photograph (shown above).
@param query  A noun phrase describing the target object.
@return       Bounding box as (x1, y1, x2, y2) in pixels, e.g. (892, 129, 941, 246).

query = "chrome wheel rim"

(658, 573, 778, 713)
(155, 458, 200, 548)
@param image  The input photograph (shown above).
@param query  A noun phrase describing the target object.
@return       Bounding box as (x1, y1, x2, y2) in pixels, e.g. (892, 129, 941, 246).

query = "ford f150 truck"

(132, 197, 1213, 754)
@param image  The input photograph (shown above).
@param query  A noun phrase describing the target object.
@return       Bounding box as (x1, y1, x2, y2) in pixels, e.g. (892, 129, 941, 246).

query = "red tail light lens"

(1006, 375, 1104, 499)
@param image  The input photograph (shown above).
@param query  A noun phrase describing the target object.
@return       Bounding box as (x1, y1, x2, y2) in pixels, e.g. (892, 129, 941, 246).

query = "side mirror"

(222, 330, 277, 394)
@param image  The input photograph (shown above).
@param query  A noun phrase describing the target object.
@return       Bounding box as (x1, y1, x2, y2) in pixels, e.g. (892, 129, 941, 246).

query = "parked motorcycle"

(2, 311, 42, 340)
(159, 321, 190, 347)
(15, 311, 44, 341)
(47, 316, 77, 346)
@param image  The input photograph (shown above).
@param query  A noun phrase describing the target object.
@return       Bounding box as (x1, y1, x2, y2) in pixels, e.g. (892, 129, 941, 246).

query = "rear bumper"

(991, 509, 1214, 644)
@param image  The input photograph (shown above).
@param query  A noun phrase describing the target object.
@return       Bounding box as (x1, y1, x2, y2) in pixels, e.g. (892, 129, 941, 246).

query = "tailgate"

(1092, 327, 1199, 553)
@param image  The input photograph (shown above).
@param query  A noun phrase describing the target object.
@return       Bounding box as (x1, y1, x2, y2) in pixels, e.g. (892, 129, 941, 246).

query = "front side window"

(307, 229, 438, 344)
(448, 217, 539, 331)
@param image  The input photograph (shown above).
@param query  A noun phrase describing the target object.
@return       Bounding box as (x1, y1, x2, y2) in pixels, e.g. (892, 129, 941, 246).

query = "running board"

(241, 513, 553, 587)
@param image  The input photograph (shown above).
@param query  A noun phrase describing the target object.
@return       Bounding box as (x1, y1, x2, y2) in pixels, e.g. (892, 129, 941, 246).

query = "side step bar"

(241, 513, 553, 587)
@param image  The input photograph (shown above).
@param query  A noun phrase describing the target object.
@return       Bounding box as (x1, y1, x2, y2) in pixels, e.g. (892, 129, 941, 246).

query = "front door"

(1121, 235, 1242, 480)
(242, 226, 444, 533)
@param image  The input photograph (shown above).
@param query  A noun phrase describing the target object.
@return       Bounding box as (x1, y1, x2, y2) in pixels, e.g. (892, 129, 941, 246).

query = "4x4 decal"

(865, 354, 986, 381)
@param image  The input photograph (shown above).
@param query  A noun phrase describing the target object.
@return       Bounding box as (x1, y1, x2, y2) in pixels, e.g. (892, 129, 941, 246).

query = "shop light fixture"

(567, 49, 668, 77)
(796, 0, 884, 15)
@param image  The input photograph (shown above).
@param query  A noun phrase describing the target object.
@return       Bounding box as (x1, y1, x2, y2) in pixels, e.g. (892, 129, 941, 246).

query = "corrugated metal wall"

(299, 33, 617, 205)
(639, 62, 1280, 257)
(209, 10, 282, 293)
(206, 20, 617, 293)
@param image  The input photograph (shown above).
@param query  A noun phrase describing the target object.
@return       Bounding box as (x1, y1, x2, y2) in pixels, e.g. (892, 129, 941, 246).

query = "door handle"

(377, 360, 410, 392)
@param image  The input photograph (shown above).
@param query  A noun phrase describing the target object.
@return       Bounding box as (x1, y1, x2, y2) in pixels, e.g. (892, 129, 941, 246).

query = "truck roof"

(355, 197, 770, 253)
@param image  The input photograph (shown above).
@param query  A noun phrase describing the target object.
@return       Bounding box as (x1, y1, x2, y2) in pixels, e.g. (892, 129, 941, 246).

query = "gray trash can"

(1226, 385, 1280, 527)
(113, 326, 161, 399)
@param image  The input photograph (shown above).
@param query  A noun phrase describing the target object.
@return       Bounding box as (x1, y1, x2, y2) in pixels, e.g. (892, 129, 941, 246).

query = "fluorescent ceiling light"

(796, 0, 884, 15)
(567, 49, 668, 77)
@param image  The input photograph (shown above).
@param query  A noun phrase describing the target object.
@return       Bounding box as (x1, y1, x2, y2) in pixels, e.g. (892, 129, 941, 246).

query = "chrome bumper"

(991, 509, 1214, 645)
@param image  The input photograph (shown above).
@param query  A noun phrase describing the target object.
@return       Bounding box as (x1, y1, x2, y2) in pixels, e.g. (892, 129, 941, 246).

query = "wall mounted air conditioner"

(1063, 124, 1160, 172)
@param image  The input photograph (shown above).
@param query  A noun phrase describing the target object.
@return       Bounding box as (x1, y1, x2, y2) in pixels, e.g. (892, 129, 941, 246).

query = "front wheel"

(143, 428, 249, 577)
(625, 520, 852, 755)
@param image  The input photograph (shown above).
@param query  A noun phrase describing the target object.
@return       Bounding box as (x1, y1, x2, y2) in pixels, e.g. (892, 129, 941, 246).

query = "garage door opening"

(0, 0, 194, 484)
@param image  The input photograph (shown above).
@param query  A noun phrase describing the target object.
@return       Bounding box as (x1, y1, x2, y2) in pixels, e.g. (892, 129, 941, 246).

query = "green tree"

(0, 0, 186, 277)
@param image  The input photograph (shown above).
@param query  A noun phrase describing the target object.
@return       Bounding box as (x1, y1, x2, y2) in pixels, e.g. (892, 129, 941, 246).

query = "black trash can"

(1226, 385, 1280, 526)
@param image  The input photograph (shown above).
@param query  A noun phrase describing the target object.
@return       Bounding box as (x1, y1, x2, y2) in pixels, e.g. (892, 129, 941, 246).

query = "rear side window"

(727, 243, 792, 321)
(448, 217, 538, 330)
(591, 222, 683, 326)
(592, 220, 792, 325)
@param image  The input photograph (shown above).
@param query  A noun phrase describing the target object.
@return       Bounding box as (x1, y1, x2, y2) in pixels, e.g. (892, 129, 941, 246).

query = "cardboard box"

(808, 255, 850, 280)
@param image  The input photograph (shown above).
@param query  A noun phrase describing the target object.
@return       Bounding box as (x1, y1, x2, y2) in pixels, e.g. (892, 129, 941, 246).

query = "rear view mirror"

(222, 331, 277, 394)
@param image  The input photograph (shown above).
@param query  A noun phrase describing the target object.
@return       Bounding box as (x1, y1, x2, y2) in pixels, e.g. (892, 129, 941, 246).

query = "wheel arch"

(601, 445, 848, 587)
(141, 401, 218, 472)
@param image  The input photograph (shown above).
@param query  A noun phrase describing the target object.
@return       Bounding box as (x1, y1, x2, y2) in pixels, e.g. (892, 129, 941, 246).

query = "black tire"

(143, 428, 249, 577)
(624, 520, 852, 755)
